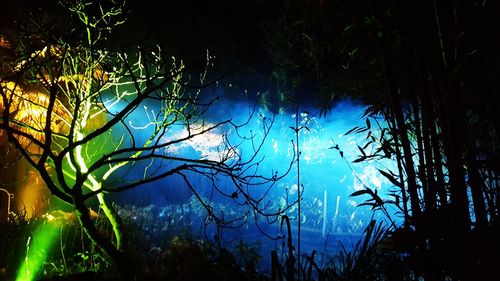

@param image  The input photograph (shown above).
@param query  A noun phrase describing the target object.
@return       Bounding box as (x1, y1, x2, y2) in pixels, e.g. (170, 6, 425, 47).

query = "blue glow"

(107, 94, 401, 244)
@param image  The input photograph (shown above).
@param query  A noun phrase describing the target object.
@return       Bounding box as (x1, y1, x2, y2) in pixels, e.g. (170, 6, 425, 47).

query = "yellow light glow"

(17, 170, 50, 219)
(1, 81, 70, 153)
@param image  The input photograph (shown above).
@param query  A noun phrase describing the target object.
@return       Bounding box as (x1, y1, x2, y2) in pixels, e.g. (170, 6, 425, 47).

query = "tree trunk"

(74, 197, 136, 280)
(465, 138, 488, 229)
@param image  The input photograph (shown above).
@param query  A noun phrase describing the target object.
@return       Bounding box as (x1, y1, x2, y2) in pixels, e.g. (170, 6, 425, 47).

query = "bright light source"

(16, 222, 59, 281)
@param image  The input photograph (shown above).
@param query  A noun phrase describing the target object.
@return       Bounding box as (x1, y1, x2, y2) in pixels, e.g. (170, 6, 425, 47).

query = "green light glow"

(16, 222, 59, 281)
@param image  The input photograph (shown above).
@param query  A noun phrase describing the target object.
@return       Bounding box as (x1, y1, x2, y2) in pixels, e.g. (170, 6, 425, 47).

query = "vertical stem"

(432, 0, 448, 68)
(465, 138, 488, 228)
(386, 112, 410, 226)
(96, 193, 123, 249)
(72, 131, 123, 250)
(390, 89, 422, 218)
(421, 92, 438, 212)
(333, 195, 340, 232)
(295, 102, 301, 280)
(428, 97, 448, 208)
(322, 189, 327, 237)
(74, 197, 134, 278)
(411, 96, 431, 212)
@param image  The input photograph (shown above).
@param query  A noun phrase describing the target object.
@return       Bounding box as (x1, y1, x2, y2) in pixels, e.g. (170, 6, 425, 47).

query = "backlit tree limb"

(1, 0, 293, 272)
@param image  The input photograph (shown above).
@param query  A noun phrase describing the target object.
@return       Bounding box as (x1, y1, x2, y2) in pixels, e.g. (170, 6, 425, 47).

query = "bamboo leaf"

(380, 128, 386, 140)
(357, 145, 366, 157)
(344, 126, 359, 135)
(362, 141, 373, 150)
(357, 202, 377, 209)
(350, 189, 371, 197)
(366, 130, 372, 140)
(378, 169, 402, 188)
(329, 144, 339, 150)
(352, 156, 367, 163)
(355, 127, 368, 133)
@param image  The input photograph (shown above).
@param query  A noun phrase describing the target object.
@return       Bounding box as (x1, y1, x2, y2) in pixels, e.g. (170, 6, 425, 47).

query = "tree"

(338, 1, 500, 279)
(259, 0, 500, 279)
(0, 0, 291, 273)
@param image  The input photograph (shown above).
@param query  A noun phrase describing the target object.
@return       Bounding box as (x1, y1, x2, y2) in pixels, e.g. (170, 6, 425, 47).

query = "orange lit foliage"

(0, 43, 107, 154)
(0, 82, 69, 153)
(0, 40, 106, 217)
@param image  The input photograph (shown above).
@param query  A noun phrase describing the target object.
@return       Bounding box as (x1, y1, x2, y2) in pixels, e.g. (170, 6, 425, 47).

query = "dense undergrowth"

(0, 205, 418, 281)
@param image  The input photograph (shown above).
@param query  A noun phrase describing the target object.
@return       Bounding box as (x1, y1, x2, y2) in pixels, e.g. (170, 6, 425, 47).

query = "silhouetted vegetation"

(0, 1, 292, 278)
(1, 0, 499, 280)
(261, 0, 500, 280)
